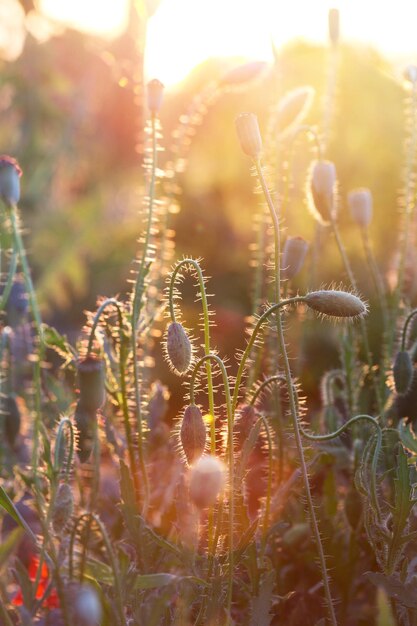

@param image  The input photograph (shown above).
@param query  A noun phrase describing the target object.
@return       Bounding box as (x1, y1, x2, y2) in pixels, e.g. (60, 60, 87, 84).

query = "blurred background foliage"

(0, 0, 406, 394)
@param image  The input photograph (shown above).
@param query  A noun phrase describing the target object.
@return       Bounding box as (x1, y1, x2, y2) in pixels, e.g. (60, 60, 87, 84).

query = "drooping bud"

(180, 404, 206, 465)
(2, 395, 21, 448)
(0, 155, 22, 207)
(234, 404, 257, 449)
(147, 79, 164, 115)
(220, 61, 267, 87)
(282, 236, 309, 281)
(304, 290, 367, 319)
(393, 351, 414, 395)
(189, 455, 226, 508)
(52, 482, 74, 532)
(166, 322, 192, 375)
(309, 160, 337, 224)
(74, 402, 96, 463)
(235, 113, 262, 158)
(328, 8, 340, 46)
(347, 188, 373, 228)
(77, 356, 105, 411)
(274, 86, 315, 139)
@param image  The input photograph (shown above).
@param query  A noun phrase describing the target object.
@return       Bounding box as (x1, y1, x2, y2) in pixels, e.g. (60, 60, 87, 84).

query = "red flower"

(12, 554, 60, 608)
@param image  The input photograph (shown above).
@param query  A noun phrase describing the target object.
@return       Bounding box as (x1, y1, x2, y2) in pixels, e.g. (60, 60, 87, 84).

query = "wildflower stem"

(0, 249, 17, 312)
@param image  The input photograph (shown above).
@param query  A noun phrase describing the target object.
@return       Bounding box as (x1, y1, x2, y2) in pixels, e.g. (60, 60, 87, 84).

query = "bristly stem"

(253, 162, 338, 626)
(401, 308, 417, 351)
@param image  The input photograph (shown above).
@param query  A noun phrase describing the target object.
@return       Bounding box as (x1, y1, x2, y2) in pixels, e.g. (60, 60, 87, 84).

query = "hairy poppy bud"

(180, 404, 206, 465)
(274, 86, 315, 139)
(189, 455, 226, 508)
(309, 160, 337, 224)
(147, 79, 164, 114)
(304, 290, 367, 319)
(77, 357, 105, 411)
(282, 236, 309, 280)
(166, 322, 192, 375)
(235, 113, 262, 158)
(348, 188, 373, 228)
(328, 8, 340, 46)
(220, 61, 267, 87)
(0, 155, 21, 207)
(52, 483, 74, 532)
(74, 402, 96, 463)
(393, 351, 414, 395)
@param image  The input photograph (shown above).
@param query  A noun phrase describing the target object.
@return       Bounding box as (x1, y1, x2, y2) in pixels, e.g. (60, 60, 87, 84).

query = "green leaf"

(0, 487, 38, 546)
(249, 570, 275, 626)
(85, 557, 114, 586)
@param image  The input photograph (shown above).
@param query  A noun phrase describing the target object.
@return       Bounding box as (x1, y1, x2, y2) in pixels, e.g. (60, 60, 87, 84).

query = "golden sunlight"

(40, 0, 130, 37)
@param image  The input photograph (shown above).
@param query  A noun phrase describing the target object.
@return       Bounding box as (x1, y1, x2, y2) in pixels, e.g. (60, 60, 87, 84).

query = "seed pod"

(77, 356, 105, 411)
(180, 404, 206, 465)
(348, 188, 373, 228)
(189, 455, 226, 509)
(220, 61, 267, 87)
(393, 351, 414, 395)
(52, 483, 74, 532)
(282, 236, 309, 280)
(0, 155, 22, 207)
(166, 322, 192, 375)
(74, 402, 96, 463)
(328, 8, 340, 45)
(147, 79, 164, 114)
(309, 160, 337, 224)
(234, 404, 257, 449)
(274, 86, 315, 139)
(2, 395, 21, 448)
(304, 290, 367, 319)
(235, 113, 262, 158)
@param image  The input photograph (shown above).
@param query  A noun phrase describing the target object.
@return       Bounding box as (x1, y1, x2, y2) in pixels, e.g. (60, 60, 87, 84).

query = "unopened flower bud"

(328, 8, 340, 46)
(304, 289, 367, 319)
(348, 188, 373, 228)
(235, 113, 262, 158)
(52, 482, 74, 532)
(77, 356, 105, 411)
(166, 322, 192, 375)
(147, 79, 164, 114)
(74, 402, 96, 463)
(393, 351, 414, 395)
(180, 404, 206, 465)
(309, 160, 337, 224)
(0, 156, 21, 207)
(189, 455, 226, 508)
(220, 61, 267, 87)
(282, 236, 309, 280)
(274, 87, 315, 138)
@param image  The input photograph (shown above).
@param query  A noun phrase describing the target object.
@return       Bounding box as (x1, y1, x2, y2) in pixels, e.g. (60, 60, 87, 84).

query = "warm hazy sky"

(39, 0, 417, 86)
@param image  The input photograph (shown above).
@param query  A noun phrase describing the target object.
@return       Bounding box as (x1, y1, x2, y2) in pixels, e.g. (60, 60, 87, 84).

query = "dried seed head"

(347, 188, 373, 228)
(180, 404, 206, 465)
(147, 79, 164, 114)
(77, 356, 105, 411)
(189, 455, 226, 509)
(282, 236, 309, 281)
(52, 482, 74, 533)
(393, 351, 414, 395)
(274, 86, 315, 139)
(74, 402, 96, 463)
(0, 155, 21, 207)
(220, 61, 267, 87)
(234, 404, 257, 449)
(309, 160, 337, 224)
(304, 289, 367, 320)
(3, 395, 21, 448)
(328, 8, 340, 45)
(166, 322, 192, 375)
(235, 113, 262, 158)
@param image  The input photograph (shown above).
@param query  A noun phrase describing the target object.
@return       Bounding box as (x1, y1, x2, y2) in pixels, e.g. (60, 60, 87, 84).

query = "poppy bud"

(180, 404, 206, 465)
(235, 113, 262, 158)
(77, 356, 105, 411)
(74, 402, 96, 463)
(282, 236, 309, 280)
(220, 61, 267, 87)
(166, 322, 192, 375)
(189, 455, 226, 508)
(0, 155, 21, 207)
(393, 351, 414, 395)
(147, 79, 164, 114)
(348, 188, 373, 228)
(309, 160, 337, 224)
(274, 86, 315, 139)
(304, 290, 367, 319)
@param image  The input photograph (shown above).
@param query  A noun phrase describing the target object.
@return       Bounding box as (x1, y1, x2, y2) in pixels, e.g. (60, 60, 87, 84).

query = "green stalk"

(0, 249, 17, 312)
(400, 307, 417, 350)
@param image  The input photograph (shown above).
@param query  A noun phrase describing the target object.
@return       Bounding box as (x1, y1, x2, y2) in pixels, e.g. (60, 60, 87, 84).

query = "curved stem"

(401, 307, 417, 350)
(189, 353, 234, 616)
